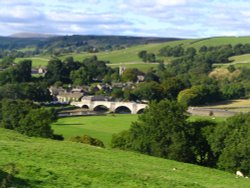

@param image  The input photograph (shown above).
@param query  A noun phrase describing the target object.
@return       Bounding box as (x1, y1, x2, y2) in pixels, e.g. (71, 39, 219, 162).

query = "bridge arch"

(136, 108, 145, 114)
(93, 104, 109, 112)
(114, 106, 132, 114)
(81, 104, 89, 109)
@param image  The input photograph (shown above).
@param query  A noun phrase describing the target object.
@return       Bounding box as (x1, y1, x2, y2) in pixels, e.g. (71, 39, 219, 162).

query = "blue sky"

(0, 0, 249, 38)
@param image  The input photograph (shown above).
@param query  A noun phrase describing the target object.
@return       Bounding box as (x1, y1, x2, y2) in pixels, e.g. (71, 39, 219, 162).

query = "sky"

(0, 0, 249, 38)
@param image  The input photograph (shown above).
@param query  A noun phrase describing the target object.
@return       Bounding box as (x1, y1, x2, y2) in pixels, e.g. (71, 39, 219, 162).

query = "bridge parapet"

(71, 100, 148, 114)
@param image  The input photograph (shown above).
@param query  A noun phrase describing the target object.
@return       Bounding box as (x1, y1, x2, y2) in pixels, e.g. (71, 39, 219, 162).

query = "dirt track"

(188, 107, 237, 117)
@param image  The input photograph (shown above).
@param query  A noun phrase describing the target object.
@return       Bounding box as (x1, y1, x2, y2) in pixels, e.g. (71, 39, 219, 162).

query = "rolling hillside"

(0, 128, 249, 187)
(12, 36, 250, 72)
(213, 53, 250, 69)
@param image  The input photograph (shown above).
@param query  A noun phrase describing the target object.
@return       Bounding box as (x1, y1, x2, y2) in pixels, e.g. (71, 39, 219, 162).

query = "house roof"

(81, 95, 113, 101)
(57, 92, 83, 99)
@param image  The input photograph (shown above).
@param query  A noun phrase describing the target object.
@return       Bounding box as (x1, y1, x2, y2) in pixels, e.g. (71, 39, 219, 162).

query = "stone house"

(56, 92, 84, 103)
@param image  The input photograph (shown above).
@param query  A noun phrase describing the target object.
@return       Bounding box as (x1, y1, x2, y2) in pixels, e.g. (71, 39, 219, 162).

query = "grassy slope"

(15, 57, 50, 68)
(214, 53, 250, 69)
(1, 128, 250, 188)
(14, 36, 250, 70)
(52, 114, 138, 146)
(189, 36, 250, 49)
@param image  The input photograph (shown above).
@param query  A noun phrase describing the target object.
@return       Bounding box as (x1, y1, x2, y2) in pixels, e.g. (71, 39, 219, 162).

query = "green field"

(59, 41, 188, 64)
(14, 36, 250, 70)
(52, 114, 138, 146)
(1, 128, 250, 187)
(187, 36, 250, 49)
(53, 114, 225, 147)
(108, 62, 161, 72)
(188, 115, 227, 123)
(214, 53, 250, 68)
(15, 57, 50, 68)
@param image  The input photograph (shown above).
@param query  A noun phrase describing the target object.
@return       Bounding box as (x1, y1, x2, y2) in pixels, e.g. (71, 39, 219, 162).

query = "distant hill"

(0, 35, 181, 52)
(9, 32, 57, 39)
(0, 128, 249, 187)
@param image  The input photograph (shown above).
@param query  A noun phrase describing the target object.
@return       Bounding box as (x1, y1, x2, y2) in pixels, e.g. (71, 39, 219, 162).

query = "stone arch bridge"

(71, 100, 148, 114)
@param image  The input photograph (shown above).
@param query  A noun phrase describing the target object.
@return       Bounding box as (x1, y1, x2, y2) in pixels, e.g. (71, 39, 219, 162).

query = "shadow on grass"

(0, 168, 31, 188)
(200, 100, 238, 107)
(54, 123, 84, 126)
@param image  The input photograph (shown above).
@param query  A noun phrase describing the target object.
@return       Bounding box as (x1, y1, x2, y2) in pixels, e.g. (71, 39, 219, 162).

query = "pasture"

(188, 36, 250, 49)
(1, 128, 250, 187)
(188, 115, 227, 123)
(52, 114, 138, 146)
(197, 99, 250, 113)
(214, 53, 250, 68)
(13, 36, 250, 70)
(15, 56, 50, 67)
(52, 113, 224, 147)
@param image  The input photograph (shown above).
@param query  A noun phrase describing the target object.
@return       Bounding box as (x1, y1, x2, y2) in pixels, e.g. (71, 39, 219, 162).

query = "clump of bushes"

(0, 99, 63, 140)
(70, 135, 105, 148)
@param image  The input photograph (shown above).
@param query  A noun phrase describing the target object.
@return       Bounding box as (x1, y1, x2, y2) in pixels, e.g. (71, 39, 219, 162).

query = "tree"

(138, 50, 147, 62)
(220, 83, 245, 99)
(144, 69, 159, 82)
(121, 68, 139, 82)
(208, 113, 250, 175)
(18, 108, 56, 138)
(0, 99, 36, 130)
(0, 83, 52, 102)
(185, 47, 196, 58)
(0, 99, 58, 139)
(45, 58, 66, 84)
(147, 53, 156, 62)
(177, 87, 200, 106)
(16, 60, 32, 82)
(133, 81, 164, 101)
(138, 51, 156, 62)
(70, 66, 91, 85)
(189, 120, 217, 167)
(199, 45, 208, 53)
(0, 60, 32, 85)
(111, 100, 195, 163)
(227, 65, 236, 73)
(161, 78, 185, 99)
(0, 56, 15, 68)
(111, 88, 124, 99)
(178, 84, 221, 106)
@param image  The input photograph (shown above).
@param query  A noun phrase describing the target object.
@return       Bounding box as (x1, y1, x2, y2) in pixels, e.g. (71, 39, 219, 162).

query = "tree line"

(111, 100, 250, 175)
(0, 99, 62, 139)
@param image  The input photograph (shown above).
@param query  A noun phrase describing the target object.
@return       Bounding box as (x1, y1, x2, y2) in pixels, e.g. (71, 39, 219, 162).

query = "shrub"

(70, 135, 105, 148)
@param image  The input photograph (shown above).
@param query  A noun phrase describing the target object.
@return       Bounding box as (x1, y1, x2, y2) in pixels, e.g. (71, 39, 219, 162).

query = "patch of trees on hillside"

(159, 43, 250, 64)
(0, 99, 62, 139)
(111, 100, 250, 175)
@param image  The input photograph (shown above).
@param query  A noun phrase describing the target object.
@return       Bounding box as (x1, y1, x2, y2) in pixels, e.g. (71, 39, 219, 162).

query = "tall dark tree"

(45, 58, 67, 84)
(18, 108, 56, 138)
(133, 81, 164, 101)
(16, 60, 32, 82)
(0, 99, 36, 130)
(209, 113, 250, 175)
(112, 100, 195, 163)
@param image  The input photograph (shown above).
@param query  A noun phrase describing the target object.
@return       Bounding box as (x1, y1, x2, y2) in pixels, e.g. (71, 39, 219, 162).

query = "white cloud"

(0, 0, 249, 37)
